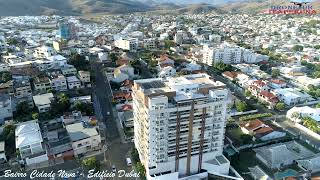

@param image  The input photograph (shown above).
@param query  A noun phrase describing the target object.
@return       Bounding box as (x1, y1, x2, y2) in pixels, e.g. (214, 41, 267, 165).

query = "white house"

(32, 93, 54, 113)
(47, 54, 67, 67)
(50, 75, 67, 91)
(158, 66, 176, 78)
(287, 106, 320, 123)
(66, 76, 81, 89)
(33, 46, 55, 59)
(15, 120, 48, 165)
(272, 88, 312, 106)
(78, 71, 91, 87)
(66, 122, 101, 157)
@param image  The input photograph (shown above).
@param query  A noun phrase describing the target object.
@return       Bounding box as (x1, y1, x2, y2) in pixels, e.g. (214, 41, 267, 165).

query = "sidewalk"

(112, 107, 130, 144)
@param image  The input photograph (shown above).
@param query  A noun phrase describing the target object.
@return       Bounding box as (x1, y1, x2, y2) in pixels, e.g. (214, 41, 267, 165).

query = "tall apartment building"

(57, 22, 78, 40)
(214, 47, 242, 64)
(114, 38, 139, 52)
(133, 74, 232, 180)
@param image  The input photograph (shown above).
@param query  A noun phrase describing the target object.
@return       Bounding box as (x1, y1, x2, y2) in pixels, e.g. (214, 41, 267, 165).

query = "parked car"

(126, 158, 132, 166)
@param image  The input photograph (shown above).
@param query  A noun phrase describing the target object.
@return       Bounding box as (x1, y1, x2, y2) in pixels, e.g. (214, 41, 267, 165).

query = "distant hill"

(220, 0, 320, 14)
(0, 0, 151, 16)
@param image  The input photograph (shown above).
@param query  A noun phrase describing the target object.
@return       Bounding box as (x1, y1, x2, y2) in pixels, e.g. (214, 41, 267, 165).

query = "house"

(32, 93, 54, 113)
(287, 106, 320, 123)
(120, 110, 134, 128)
(47, 55, 67, 67)
(50, 74, 67, 91)
(158, 66, 176, 78)
(33, 76, 51, 93)
(254, 141, 314, 169)
(112, 65, 134, 83)
(42, 119, 74, 161)
(258, 91, 279, 106)
(248, 166, 272, 180)
(33, 46, 55, 59)
(61, 65, 77, 76)
(0, 142, 7, 164)
(183, 62, 201, 72)
(294, 76, 320, 90)
(0, 94, 12, 124)
(222, 71, 238, 81)
(251, 80, 268, 91)
(15, 120, 48, 165)
(113, 92, 132, 102)
(272, 88, 312, 106)
(66, 76, 81, 89)
(13, 77, 32, 98)
(70, 96, 92, 106)
(297, 153, 320, 174)
(78, 71, 91, 87)
(65, 122, 101, 157)
(240, 119, 285, 141)
(269, 79, 287, 89)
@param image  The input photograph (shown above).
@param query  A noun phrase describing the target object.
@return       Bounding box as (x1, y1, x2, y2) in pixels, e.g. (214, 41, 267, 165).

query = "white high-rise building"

(202, 45, 215, 66)
(114, 38, 139, 52)
(214, 47, 242, 64)
(133, 74, 234, 180)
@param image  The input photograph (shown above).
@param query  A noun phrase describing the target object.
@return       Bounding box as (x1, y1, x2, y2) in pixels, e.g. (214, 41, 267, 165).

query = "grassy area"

(227, 127, 253, 146)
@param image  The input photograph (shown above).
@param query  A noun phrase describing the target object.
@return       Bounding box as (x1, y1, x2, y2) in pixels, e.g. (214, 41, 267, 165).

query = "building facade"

(133, 74, 232, 180)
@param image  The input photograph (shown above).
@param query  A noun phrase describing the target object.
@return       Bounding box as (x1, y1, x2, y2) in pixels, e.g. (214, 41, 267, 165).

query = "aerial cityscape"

(0, 0, 319, 179)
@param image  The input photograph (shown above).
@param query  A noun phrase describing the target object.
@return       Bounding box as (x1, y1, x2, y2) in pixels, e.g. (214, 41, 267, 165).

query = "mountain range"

(0, 0, 319, 16)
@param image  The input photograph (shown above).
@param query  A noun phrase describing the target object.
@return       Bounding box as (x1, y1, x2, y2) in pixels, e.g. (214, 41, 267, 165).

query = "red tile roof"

(270, 79, 286, 85)
(253, 80, 266, 87)
(259, 91, 279, 103)
(241, 119, 264, 131)
(222, 71, 238, 79)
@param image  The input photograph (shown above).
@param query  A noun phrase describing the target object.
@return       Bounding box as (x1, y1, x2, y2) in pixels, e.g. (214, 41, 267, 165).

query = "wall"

(294, 123, 320, 140)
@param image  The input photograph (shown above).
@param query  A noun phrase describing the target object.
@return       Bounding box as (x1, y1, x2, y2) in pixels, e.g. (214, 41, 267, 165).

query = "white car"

(112, 165, 116, 172)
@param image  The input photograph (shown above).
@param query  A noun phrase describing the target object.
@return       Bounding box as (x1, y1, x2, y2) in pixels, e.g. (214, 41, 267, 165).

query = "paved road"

(92, 61, 135, 179)
(93, 62, 119, 139)
(276, 119, 320, 151)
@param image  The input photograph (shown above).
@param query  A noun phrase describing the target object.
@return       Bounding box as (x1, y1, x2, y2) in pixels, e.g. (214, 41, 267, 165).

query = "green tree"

(236, 101, 248, 112)
(15, 101, 30, 117)
(314, 45, 320, 49)
(302, 117, 319, 132)
(275, 102, 285, 111)
(271, 69, 280, 78)
(214, 62, 232, 72)
(245, 90, 251, 97)
(82, 157, 100, 170)
(164, 40, 175, 49)
(136, 162, 146, 178)
(0, 72, 12, 82)
(50, 93, 70, 115)
(69, 54, 89, 71)
(316, 103, 320, 108)
(292, 45, 304, 52)
(6, 38, 18, 45)
(0, 125, 15, 156)
(74, 102, 94, 116)
(109, 53, 118, 62)
(32, 112, 39, 120)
